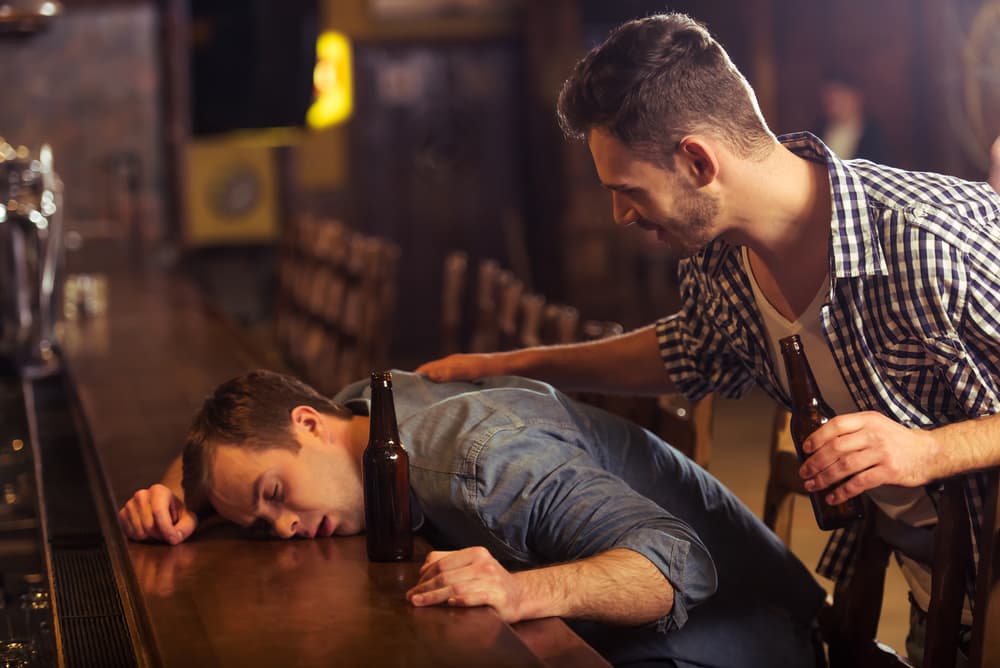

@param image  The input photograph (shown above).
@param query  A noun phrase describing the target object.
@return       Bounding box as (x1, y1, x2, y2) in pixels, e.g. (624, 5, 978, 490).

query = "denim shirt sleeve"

(472, 429, 718, 632)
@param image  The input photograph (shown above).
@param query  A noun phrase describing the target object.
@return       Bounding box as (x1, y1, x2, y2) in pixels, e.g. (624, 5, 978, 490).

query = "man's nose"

(273, 510, 301, 539)
(611, 192, 637, 227)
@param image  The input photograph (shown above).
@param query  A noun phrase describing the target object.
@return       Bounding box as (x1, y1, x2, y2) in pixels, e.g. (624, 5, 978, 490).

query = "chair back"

(539, 304, 579, 346)
(964, 469, 1000, 668)
(440, 250, 469, 355)
(766, 408, 1000, 667)
(468, 259, 503, 354)
(276, 214, 400, 396)
(517, 293, 545, 349)
(823, 498, 912, 667)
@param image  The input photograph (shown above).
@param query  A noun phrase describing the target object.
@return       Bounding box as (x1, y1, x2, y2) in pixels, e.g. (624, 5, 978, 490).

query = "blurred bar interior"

(0, 0, 998, 664)
(0, 0, 997, 369)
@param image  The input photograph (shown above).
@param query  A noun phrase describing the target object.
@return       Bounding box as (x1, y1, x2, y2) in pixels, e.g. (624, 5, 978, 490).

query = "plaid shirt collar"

(777, 132, 890, 281)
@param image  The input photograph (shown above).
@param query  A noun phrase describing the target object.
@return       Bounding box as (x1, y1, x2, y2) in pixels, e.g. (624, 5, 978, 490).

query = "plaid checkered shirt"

(656, 131, 1000, 591)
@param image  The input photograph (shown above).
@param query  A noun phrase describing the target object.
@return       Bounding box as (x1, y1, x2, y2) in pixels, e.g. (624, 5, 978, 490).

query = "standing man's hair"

(181, 370, 351, 514)
(557, 12, 775, 167)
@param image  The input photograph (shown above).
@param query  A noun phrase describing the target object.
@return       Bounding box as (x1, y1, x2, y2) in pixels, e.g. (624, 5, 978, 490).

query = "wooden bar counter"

(58, 264, 609, 668)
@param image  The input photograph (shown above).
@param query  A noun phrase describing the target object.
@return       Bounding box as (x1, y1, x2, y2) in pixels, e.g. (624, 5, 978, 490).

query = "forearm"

(501, 324, 676, 395)
(929, 412, 1000, 479)
(512, 548, 674, 625)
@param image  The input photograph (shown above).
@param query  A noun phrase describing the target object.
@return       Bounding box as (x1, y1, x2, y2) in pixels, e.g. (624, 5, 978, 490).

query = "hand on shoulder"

(415, 353, 508, 383)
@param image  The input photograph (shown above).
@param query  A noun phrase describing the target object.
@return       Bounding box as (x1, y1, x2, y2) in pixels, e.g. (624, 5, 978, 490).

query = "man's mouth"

(318, 516, 334, 537)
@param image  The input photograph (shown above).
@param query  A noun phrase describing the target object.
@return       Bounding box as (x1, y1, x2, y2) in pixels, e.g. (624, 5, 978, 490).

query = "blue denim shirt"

(336, 372, 824, 668)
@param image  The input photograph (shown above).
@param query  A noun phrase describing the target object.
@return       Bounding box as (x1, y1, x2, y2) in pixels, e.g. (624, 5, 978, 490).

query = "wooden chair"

(822, 502, 914, 667)
(496, 270, 525, 351)
(763, 403, 1000, 667)
(517, 293, 545, 349)
(440, 250, 469, 355)
(763, 407, 802, 544)
(439, 251, 547, 355)
(761, 406, 910, 666)
(332, 233, 400, 392)
(275, 215, 400, 396)
(665, 392, 715, 470)
(967, 470, 1000, 667)
(365, 236, 401, 376)
(539, 303, 579, 346)
(468, 259, 503, 354)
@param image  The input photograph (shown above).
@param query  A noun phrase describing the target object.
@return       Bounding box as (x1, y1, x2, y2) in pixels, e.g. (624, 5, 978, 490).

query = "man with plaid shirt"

(417, 12, 1000, 666)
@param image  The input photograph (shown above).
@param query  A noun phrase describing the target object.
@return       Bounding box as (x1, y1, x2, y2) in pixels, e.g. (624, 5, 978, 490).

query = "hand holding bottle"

(780, 335, 864, 530)
(798, 410, 943, 505)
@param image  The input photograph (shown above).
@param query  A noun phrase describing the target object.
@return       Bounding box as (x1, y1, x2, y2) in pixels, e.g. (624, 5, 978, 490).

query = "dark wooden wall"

(768, 0, 997, 177)
(347, 40, 525, 366)
(0, 4, 164, 251)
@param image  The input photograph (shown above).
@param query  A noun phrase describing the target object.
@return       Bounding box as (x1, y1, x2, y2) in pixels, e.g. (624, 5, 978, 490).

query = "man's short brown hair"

(181, 369, 352, 515)
(557, 12, 774, 167)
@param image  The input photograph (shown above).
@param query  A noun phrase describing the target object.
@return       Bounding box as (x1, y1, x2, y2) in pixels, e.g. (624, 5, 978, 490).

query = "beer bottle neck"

(369, 381, 402, 447)
(780, 336, 828, 413)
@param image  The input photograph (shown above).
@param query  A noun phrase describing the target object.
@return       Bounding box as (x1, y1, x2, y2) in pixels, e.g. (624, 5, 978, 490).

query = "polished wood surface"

(61, 268, 269, 502)
(131, 530, 553, 668)
(60, 263, 609, 667)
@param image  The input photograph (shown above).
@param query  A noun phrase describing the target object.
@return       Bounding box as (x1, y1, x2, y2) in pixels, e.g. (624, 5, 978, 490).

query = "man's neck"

(726, 145, 833, 320)
(346, 415, 371, 459)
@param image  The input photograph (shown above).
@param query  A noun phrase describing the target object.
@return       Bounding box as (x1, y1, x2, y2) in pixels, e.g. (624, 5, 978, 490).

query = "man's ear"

(676, 136, 719, 187)
(290, 405, 324, 437)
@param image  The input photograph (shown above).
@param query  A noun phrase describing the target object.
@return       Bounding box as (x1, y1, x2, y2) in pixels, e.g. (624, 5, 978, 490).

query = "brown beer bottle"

(779, 335, 865, 531)
(363, 371, 413, 561)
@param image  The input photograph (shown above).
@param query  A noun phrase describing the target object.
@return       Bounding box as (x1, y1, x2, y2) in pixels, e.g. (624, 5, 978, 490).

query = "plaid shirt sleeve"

(655, 249, 759, 402)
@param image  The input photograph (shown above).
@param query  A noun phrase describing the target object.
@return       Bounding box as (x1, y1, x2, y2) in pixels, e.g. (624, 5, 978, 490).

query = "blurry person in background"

(816, 74, 885, 162)
(989, 134, 1000, 193)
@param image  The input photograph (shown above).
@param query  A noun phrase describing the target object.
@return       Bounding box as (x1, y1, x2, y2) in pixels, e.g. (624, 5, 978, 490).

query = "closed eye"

(265, 483, 282, 503)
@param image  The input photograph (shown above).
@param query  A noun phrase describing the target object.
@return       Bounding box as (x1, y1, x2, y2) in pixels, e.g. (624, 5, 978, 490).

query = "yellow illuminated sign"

(307, 31, 353, 129)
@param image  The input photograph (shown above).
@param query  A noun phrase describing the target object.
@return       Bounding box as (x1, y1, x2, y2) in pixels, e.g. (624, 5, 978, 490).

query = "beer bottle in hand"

(779, 335, 865, 531)
(363, 371, 413, 561)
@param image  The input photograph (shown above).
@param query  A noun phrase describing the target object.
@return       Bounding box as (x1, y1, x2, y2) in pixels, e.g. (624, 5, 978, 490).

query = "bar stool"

(496, 270, 525, 351)
(440, 251, 469, 355)
(468, 259, 503, 354)
(763, 408, 1000, 667)
(275, 215, 400, 395)
(539, 304, 579, 346)
(517, 293, 546, 349)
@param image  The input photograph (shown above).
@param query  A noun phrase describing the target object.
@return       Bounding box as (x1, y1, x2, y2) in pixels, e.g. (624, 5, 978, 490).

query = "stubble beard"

(664, 187, 721, 259)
